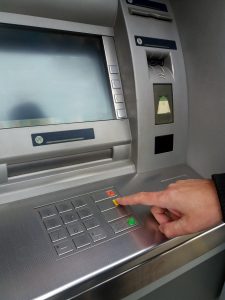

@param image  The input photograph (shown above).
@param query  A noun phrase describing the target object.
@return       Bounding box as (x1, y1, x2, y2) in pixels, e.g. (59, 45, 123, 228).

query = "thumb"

(159, 218, 188, 238)
(117, 191, 166, 207)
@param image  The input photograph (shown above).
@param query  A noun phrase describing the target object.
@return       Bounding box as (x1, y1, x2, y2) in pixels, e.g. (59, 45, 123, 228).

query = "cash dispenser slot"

(7, 149, 113, 177)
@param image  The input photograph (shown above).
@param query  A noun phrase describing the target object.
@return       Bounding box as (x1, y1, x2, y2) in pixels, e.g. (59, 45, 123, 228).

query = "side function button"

(83, 217, 100, 230)
(44, 216, 62, 231)
(61, 211, 78, 224)
(77, 207, 93, 219)
(49, 228, 68, 242)
(110, 216, 138, 234)
(97, 198, 119, 212)
(102, 207, 130, 222)
(39, 205, 57, 219)
(67, 221, 84, 236)
(114, 94, 124, 103)
(115, 103, 125, 110)
(72, 194, 90, 208)
(109, 65, 119, 74)
(91, 188, 118, 202)
(116, 109, 127, 119)
(73, 233, 91, 249)
(55, 240, 74, 256)
(56, 201, 73, 213)
(111, 79, 121, 89)
(89, 227, 107, 242)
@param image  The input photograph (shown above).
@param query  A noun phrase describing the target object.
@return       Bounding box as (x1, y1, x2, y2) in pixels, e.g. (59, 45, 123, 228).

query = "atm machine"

(0, 0, 224, 299)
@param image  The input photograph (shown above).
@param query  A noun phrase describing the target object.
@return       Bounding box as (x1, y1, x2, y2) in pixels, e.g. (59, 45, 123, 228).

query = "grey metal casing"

(171, 0, 225, 178)
(115, 0, 188, 173)
(0, 1, 224, 300)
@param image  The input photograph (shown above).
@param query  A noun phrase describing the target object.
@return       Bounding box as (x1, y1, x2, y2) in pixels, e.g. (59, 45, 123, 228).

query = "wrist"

(212, 174, 225, 222)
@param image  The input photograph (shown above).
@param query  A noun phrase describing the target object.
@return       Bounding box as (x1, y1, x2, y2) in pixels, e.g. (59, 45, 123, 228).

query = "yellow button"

(112, 199, 119, 207)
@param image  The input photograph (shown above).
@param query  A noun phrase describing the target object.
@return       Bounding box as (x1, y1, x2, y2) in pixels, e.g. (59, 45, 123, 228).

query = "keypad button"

(39, 205, 57, 219)
(83, 217, 100, 230)
(91, 188, 118, 202)
(61, 211, 78, 224)
(110, 216, 138, 234)
(102, 207, 130, 222)
(44, 216, 62, 230)
(97, 198, 118, 212)
(55, 240, 74, 256)
(89, 227, 107, 242)
(67, 221, 84, 236)
(49, 228, 68, 242)
(56, 201, 73, 213)
(72, 194, 90, 208)
(73, 233, 91, 249)
(77, 207, 93, 219)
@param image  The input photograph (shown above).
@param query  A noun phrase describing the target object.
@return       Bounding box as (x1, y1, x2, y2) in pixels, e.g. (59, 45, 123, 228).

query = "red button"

(105, 190, 116, 197)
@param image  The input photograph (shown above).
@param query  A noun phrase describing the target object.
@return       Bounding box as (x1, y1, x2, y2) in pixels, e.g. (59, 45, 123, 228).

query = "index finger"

(117, 191, 167, 208)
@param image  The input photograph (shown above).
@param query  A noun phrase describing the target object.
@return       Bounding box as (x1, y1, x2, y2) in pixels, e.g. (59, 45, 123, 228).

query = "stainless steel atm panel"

(0, 1, 224, 300)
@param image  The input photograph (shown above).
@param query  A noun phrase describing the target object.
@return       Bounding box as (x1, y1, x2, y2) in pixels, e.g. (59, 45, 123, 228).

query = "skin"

(117, 179, 223, 238)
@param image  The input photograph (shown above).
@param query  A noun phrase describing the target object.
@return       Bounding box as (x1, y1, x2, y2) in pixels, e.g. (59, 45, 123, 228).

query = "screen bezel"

(0, 13, 129, 165)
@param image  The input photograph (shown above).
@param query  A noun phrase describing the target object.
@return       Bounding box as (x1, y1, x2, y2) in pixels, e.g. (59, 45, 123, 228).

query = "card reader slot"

(129, 7, 172, 22)
(8, 149, 112, 177)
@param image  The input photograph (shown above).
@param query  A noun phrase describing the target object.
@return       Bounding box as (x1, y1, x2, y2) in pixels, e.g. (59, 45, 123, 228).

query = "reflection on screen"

(0, 25, 115, 129)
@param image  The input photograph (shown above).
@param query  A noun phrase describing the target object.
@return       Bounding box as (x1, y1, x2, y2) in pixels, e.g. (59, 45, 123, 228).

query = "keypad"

(37, 187, 139, 258)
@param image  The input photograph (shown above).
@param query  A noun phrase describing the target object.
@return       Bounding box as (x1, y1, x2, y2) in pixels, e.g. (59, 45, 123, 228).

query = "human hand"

(117, 179, 223, 238)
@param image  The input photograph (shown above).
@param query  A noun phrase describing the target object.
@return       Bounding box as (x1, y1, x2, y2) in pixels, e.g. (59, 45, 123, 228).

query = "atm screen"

(0, 25, 115, 129)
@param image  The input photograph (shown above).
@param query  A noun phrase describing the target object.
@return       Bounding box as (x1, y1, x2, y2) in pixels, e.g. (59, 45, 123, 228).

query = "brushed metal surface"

(0, 165, 224, 300)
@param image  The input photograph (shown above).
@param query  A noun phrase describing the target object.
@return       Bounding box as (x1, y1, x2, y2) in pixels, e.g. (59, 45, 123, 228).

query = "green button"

(128, 216, 137, 226)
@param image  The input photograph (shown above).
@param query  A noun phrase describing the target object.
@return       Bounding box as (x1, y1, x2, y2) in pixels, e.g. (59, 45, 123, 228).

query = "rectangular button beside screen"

(116, 109, 127, 119)
(114, 94, 124, 103)
(109, 65, 119, 74)
(111, 79, 121, 89)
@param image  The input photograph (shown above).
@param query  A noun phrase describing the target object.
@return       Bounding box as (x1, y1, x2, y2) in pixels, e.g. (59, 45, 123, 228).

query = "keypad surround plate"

(36, 187, 139, 258)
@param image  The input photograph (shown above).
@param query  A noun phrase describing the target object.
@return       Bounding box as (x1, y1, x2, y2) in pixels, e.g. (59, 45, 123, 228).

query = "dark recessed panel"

(155, 134, 174, 154)
(126, 0, 168, 12)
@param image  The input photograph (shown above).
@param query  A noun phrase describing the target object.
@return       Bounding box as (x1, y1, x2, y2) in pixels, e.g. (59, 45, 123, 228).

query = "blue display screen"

(0, 25, 115, 129)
